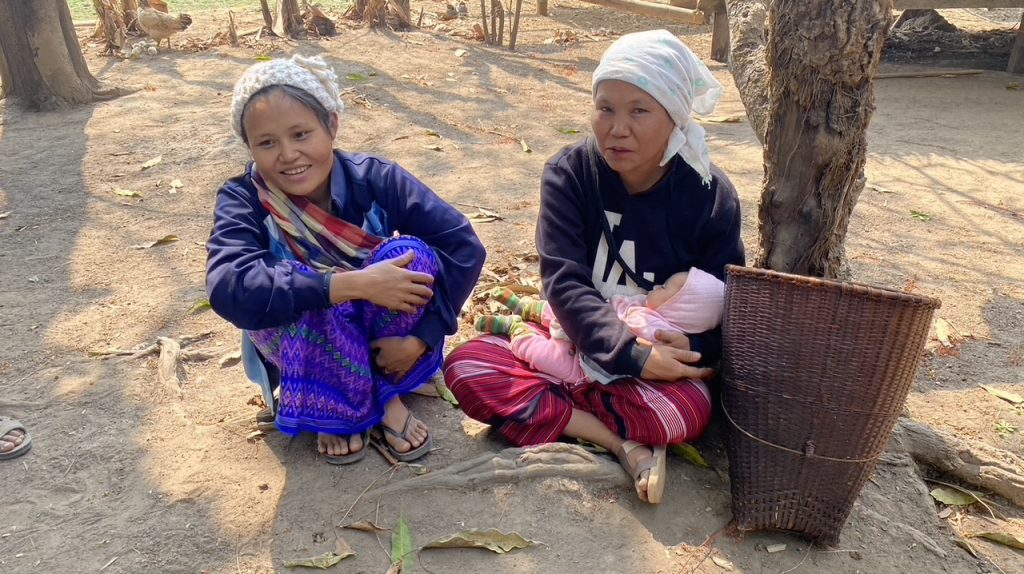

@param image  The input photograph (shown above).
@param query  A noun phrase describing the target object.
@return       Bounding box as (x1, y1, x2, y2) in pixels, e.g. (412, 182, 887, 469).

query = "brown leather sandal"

(615, 440, 667, 503)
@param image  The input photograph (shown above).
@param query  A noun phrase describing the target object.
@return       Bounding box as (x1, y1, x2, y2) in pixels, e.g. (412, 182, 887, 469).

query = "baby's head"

(645, 271, 689, 310)
(644, 268, 725, 333)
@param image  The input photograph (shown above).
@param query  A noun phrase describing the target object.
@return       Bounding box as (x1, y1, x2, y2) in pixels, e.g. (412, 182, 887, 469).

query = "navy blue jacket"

(206, 150, 486, 351)
(537, 140, 745, 377)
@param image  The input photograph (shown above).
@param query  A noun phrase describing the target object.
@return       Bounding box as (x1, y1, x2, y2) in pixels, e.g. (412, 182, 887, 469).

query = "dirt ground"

(1, 3, 1023, 573)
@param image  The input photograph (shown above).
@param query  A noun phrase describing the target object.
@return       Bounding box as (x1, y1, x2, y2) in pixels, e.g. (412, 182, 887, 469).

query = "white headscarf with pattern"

(230, 55, 344, 141)
(592, 29, 723, 185)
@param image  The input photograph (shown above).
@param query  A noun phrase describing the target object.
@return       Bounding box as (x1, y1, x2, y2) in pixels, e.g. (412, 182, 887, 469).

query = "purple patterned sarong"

(249, 236, 442, 437)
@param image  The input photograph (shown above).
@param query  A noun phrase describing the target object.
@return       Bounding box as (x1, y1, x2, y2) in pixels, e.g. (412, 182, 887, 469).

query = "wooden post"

(708, 0, 729, 63)
(1009, 11, 1024, 75)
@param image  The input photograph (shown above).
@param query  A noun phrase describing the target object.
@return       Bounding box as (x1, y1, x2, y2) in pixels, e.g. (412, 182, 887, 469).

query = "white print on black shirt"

(591, 211, 656, 299)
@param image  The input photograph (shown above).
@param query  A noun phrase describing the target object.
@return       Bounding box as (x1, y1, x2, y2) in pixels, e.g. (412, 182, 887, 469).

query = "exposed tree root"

(893, 418, 1024, 507)
(365, 443, 628, 498)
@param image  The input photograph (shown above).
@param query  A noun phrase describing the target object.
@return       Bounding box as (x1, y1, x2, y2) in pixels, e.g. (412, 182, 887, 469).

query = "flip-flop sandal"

(374, 413, 433, 463)
(615, 441, 667, 504)
(0, 417, 32, 461)
(256, 399, 278, 432)
(321, 431, 370, 465)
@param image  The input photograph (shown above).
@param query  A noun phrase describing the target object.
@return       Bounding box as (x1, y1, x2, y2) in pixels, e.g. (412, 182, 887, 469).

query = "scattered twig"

(336, 466, 401, 527)
(63, 457, 76, 477)
(99, 556, 119, 571)
(369, 435, 400, 466)
(779, 541, 814, 574)
(451, 201, 498, 212)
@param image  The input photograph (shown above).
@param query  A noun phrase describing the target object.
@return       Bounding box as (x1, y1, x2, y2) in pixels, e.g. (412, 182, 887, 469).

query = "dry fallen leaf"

(973, 531, 1024, 550)
(246, 430, 266, 443)
(187, 299, 212, 315)
(113, 188, 142, 198)
(980, 384, 1024, 404)
(454, 48, 468, 57)
(520, 139, 532, 153)
(765, 543, 787, 553)
(669, 443, 710, 469)
(423, 144, 443, 152)
(930, 486, 975, 507)
(934, 317, 954, 347)
(343, 520, 389, 532)
(130, 234, 180, 250)
(711, 555, 734, 571)
(0, 211, 10, 219)
(281, 551, 349, 569)
(141, 155, 162, 170)
(423, 528, 539, 554)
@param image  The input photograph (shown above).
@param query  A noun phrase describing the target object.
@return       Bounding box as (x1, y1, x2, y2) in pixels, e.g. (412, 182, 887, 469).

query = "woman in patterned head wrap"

(444, 30, 745, 503)
(207, 55, 485, 465)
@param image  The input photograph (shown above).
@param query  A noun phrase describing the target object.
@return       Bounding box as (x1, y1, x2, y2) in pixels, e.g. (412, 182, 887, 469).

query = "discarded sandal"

(374, 413, 433, 462)
(0, 417, 32, 461)
(321, 431, 370, 465)
(615, 440, 667, 504)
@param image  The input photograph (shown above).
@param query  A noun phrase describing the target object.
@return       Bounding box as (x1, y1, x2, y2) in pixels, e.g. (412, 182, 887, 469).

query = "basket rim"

(725, 265, 941, 309)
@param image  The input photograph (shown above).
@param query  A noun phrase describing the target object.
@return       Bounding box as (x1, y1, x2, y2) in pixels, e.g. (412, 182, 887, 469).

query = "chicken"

(137, 0, 192, 50)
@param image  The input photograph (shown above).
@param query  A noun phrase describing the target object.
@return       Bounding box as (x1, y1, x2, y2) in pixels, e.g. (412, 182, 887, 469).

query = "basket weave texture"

(721, 265, 940, 546)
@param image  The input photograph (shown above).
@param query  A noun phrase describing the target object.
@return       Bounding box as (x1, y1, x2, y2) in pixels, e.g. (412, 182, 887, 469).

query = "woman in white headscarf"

(445, 30, 745, 503)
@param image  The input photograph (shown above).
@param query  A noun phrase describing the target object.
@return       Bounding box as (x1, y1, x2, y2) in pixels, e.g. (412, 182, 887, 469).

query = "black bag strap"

(585, 137, 656, 291)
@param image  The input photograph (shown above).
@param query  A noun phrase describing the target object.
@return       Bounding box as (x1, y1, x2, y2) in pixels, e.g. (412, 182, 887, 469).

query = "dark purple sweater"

(537, 140, 745, 378)
(206, 150, 486, 351)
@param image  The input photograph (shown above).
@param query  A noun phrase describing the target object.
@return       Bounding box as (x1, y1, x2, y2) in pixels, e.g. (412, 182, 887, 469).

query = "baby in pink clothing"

(475, 267, 725, 383)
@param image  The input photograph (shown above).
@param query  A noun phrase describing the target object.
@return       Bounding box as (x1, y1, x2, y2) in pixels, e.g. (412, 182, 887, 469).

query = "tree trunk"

(757, 0, 891, 278)
(0, 0, 120, 110)
(537, 0, 548, 16)
(726, 0, 769, 144)
(273, 0, 304, 38)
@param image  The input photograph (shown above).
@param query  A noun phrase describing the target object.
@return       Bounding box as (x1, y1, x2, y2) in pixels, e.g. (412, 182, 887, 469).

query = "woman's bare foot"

(0, 428, 26, 455)
(380, 397, 429, 454)
(317, 432, 364, 457)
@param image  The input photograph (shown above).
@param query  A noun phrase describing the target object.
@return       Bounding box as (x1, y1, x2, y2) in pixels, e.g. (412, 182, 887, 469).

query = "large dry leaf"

(973, 531, 1024, 550)
(980, 384, 1024, 405)
(711, 555, 734, 571)
(930, 487, 976, 507)
(113, 187, 142, 197)
(423, 528, 539, 554)
(669, 443, 710, 469)
(344, 520, 389, 532)
(391, 515, 415, 571)
(520, 139, 532, 153)
(934, 317, 954, 347)
(281, 550, 349, 569)
(131, 234, 179, 250)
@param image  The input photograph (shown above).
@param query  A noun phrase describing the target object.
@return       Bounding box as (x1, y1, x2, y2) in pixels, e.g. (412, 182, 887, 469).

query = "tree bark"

(0, 0, 120, 110)
(537, 0, 548, 16)
(273, 0, 304, 38)
(725, 0, 769, 144)
(756, 0, 891, 278)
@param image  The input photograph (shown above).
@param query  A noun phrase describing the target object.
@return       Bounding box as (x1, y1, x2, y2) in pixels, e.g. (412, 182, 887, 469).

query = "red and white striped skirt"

(443, 335, 713, 446)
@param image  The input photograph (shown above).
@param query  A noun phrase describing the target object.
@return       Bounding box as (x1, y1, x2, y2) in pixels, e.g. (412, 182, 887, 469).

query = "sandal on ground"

(373, 413, 433, 463)
(0, 417, 32, 461)
(258, 399, 282, 429)
(321, 431, 370, 465)
(615, 440, 667, 504)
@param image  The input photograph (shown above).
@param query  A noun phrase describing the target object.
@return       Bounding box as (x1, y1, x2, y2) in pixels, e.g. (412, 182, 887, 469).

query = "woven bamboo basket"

(720, 265, 940, 546)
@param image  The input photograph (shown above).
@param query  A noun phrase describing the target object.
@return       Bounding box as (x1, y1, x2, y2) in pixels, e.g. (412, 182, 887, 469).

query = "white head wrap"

(592, 29, 723, 185)
(230, 54, 344, 141)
